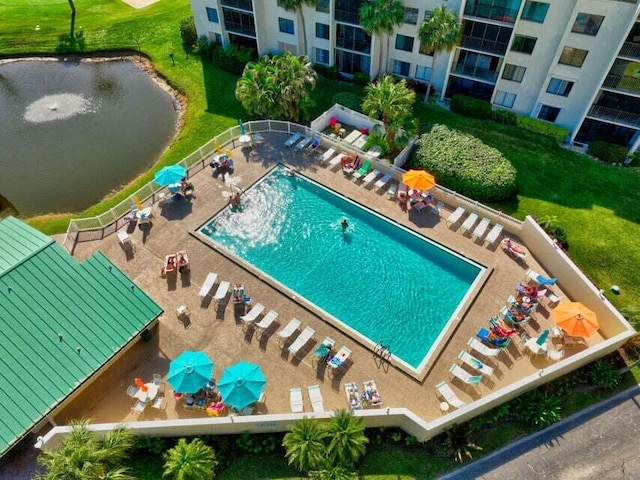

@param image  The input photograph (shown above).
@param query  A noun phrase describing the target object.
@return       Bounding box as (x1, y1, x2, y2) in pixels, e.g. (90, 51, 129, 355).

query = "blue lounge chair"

(284, 132, 302, 147)
(477, 328, 510, 348)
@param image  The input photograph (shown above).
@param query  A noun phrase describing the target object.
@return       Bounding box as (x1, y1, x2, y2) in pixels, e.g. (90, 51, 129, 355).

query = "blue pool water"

(200, 166, 483, 368)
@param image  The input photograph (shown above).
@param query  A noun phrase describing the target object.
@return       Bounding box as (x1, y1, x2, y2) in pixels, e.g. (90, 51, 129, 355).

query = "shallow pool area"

(199, 166, 484, 369)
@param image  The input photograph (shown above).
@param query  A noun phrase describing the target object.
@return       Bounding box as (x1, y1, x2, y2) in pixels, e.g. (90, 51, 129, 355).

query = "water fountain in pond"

(23, 93, 94, 123)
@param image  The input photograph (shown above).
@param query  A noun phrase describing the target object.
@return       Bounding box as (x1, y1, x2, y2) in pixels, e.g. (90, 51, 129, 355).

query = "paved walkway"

(439, 385, 640, 480)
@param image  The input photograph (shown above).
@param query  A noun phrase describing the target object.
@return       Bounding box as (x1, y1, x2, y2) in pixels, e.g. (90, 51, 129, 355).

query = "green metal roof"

(0, 217, 163, 456)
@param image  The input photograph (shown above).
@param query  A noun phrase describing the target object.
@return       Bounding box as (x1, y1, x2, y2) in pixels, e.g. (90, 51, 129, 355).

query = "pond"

(0, 58, 179, 216)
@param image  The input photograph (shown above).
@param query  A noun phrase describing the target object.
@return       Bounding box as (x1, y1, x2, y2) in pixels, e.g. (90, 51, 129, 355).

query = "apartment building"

(190, 0, 640, 151)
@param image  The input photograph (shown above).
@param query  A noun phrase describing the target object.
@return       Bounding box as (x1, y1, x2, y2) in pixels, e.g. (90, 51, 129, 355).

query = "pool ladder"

(374, 341, 392, 361)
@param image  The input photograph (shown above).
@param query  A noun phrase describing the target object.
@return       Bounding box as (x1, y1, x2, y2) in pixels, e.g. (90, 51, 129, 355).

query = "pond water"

(0, 59, 178, 216)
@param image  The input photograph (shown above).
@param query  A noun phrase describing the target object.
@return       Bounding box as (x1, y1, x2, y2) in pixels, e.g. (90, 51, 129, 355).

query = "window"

(547, 78, 574, 97)
(415, 65, 432, 82)
(502, 64, 526, 82)
(316, 0, 330, 13)
(494, 90, 516, 108)
(215, 33, 223, 46)
(316, 23, 329, 39)
(315, 48, 329, 64)
(511, 35, 536, 54)
(279, 18, 294, 35)
(206, 7, 219, 23)
(538, 105, 561, 122)
(521, 1, 549, 23)
(392, 59, 410, 76)
(221, 0, 253, 11)
(278, 42, 298, 54)
(571, 13, 604, 36)
(404, 7, 419, 25)
(336, 24, 371, 53)
(559, 47, 588, 67)
(395, 34, 414, 52)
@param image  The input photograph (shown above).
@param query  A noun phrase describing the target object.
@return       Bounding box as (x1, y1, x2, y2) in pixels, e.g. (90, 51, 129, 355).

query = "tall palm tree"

(325, 409, 369, 467)
(163, 438, 217, 480)
(418, 5, 462, 100)
(36, 419, 135, 480)
(359, 0, 405, 78)
(278, 0, 318, 56)
(282, 417, 327, 472)
(362, 75, 416, 147)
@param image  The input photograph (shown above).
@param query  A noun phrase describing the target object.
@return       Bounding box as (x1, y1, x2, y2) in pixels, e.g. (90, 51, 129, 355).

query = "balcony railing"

(335, 9, 359, 25)
(603, 74, 640, 94)
(588, 105, 640, 128)
(619, 42, 640, 60)
(460, 35, 509, 55)
(452, 63, 498, 83)
(463, 4, 519, 23)
(221, 0, 253, 11)
(224, 21, 256, 37)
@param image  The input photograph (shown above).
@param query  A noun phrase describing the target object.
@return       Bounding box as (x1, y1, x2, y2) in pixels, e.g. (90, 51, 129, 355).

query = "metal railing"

(451, 62, 499, 82)
(602, 74, 640, 94)
(463, 3, 519, 23)
(619, 42, 640, 60)
(587, 105, 640, 128)
(460, 35, 509, 55)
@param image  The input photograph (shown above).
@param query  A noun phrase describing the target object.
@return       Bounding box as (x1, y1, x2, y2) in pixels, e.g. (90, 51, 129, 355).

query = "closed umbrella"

(154, 164, 187, 187)
(167, 351, 214, 394)
(218, 361, 266, 410)
(238, 119, 251, 144)
(553, 301, 599, 338)
(402, 169, 436, 191)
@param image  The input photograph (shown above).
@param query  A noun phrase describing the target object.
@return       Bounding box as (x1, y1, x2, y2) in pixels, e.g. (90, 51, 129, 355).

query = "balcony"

(603, 74, 640, 95)
(335, 9, 359, 25)
(451, 63, 498, 83)
(460, 35, 509, 55)
(619, 42, 640, 60)
(463, 4, 519, 23)
(588, 105, 640, 128)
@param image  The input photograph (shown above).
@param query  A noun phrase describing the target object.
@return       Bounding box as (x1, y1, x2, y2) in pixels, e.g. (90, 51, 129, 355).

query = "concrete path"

(439, 385, 640, 480)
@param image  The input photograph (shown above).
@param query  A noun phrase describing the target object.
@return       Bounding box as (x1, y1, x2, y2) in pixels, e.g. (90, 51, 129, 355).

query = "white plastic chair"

(212, 281, 231, 304)
(240, 303, 265, 324)
(484, 223, 504, 246)
(255, 310, 279, 330)
(289, 388, 304, 413)
(458, 351, 494, 376)
(276, 318, 301, 344)
(307, 385, 324, 413)
(446, 206, 466, 226)
(435, 381, 466, 409)
(450, 364, 483, 386)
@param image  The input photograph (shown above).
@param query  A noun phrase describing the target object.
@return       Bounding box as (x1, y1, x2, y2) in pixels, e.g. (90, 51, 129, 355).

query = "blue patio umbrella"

(154, 164, 187, 187)
(218, 361, 266, 410)
(167, 351, 214, 394)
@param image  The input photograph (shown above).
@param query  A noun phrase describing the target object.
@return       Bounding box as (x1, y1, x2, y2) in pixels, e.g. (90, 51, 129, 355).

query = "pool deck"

(57, 132, 597, 425)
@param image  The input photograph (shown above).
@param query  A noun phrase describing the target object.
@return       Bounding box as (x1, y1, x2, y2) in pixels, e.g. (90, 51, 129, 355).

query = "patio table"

(134, 382, 159, 403)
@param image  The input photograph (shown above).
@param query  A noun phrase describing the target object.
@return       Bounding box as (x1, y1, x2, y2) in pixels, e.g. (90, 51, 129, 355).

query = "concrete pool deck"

(56, 131, 596, 426)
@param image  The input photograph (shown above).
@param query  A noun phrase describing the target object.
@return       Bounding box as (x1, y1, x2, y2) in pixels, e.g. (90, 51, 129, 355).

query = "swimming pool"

(199, 166, 484, 370)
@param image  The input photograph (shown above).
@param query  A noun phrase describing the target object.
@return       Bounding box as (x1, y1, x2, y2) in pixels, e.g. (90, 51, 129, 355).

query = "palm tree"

(163, 438, 217, 480)
(278, 0, 318, 56)
(36, 419, 135, 480)
(418, 5, 462, 100)
(309, 459, 355, 480)
(282, 417, 327, 472)
(362, 75, 416, 147)
(359, 0, 405, 78)
(325, 409, 369, 467)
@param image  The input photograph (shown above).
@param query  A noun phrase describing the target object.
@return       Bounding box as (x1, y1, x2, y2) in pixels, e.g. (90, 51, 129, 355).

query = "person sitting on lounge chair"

(232, 284, 244, 303)
(502, 238, 527, 257)
(177, 251, 189, 273)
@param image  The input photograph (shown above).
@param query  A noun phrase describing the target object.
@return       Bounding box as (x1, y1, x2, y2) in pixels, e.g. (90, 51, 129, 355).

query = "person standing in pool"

(341, 218, 348, 232)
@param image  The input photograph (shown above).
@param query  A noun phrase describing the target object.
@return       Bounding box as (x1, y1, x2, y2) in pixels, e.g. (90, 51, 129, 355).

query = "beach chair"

(546, 348, 566, 361)
(436, 381, 466, 409)
(255, 309, 279, 330)
(289, 388, 304, 413)
(484, 223, 504, 246)
(352, 160, 372, 180)
(458, 351, 494, 376)
(472, 217, 491, 241)
(477, 327, 510, 348)
(320, 147, 336, 163)
(460, 212, 479, 234)
(343, 156, 361, 175)
(362, 168, 381, 185)
(352, 135, 367, 150)
(240, 303, 265, 325)
(307, 137, 321, 153)
(431, 201, 444, 216)
(344, 382, 362, 410)
(288, 326, 315, 357)
(276, 318, 301, 344)
(546, 292, 561, 308)
(327, 346, 351, 371)
(117, 230, 132, 248)
(312, 337, 335, 364)
(284, 132, 302, 147)
(296, 135, 313, 150)
(344, 130, 362, 144)
(329, 152, 346, 168)
(362, 380, 383, 407)
(450, 364, 483, 386)
(467, 338, 501, 358)
(397, 183, 408, 201)
(386, 182, 398, 198)
(307, 385, 324, 413)
(212, 281, 231, 305)
(131, 400, 147, 415)
(374, 172, 393, 190)
(525, 268, 541, 284)
(446, 206, 466, 226)
(198, 272, 218, 301)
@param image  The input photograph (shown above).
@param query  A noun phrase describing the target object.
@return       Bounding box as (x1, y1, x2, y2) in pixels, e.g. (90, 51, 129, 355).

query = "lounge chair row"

(445, 206, 504, 247)
(284, 132, 321, 153)
(198, 272, 231, 306)
(321, 151, 399, 197)
(345, 380, 383, 410)
(290, 384, 324, 413)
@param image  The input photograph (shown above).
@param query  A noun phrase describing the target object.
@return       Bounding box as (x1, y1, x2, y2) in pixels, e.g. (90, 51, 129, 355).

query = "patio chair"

(413, 201, 429, 214)
(436, 381, 466, 409)
(449, 364, 483, 386)
(329, 152, 346, 168)
(431, 201, 444, 216)
(458, 351, 494, 376)
(546, 347, 566, 361)
(131, 400, 147, 415)
(477, 327, 511, 348)
(352, 160, 372, 180)
(467, 338, 501, 358)
(240, 303, 265, 325)
(276, 318, 301, 344)
(296, 135, 313, 150)
(362, 168, 381, 186)
(374, 172, 392, 190)
(288, 326, 315, 357)
(484, 223, 504, 246)
(212, 281, 231, 305)
(255, 309, 279, 330)
(307, 385, 324, 413)
(320, 147, 335, 163)
(117, 230, 132, 248)
(525, 268, 541, 284)
(446, 206, 466, 226)
(312, 337, 335, 364)
(472, 217, 491, 242)
(386, 182, 398, 198)
(151, 396, 166, 410)
(397, 183, 408, 202)
(460, 212, 479, 234)
(126, 385, 138, 398)
(546, 292, 561, 308)
(198, 272, 218, 301)
(344, 382, 362, 410)
(342, 156, 361, 175)
(289, 388, 304, 413)
(284, 132, 302, 147)
(327, 346, 352, 371)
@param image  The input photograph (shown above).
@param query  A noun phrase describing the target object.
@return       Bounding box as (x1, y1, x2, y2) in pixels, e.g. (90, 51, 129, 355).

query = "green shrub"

(537, 214, 570, 250)
(588, 140, 628, 164)
(588, 359, 620, 390)
(327, 66, 340, 80)
(513, 390, 562, 428)
(314, 63, 328, 76)
(332, 92, 362, 112)
(131, 436, 167, 455)
(179, 16, 197, 49)
(414, 124, 517, 202)
(352, 71, 370, 86)
(195, 35, 210, 56)
(515, 116, 570, 143)
(450, 94, 492, 119)
(491, 109, 517, 125)
(212, 44, 255, 74)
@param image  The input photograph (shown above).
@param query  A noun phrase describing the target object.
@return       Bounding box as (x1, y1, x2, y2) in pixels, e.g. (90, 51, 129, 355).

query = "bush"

(537, 215, 570, 250)
(414, 124, 517, 202)
(515, 116, 570, 143)
(450, 94, 492, 119)
(513, 390, 562, 428)
(588, 359, 620, 390)
(332, 92, 362, 112)
(196, 35, 210, 56)
(491, 109, 517, 125)
(327, 66, 340, 80)
(314, 63, 328, 76)
(588, 140, 628, 164)
(179, 16, 197, 49)
(212, 44, 255, 74)
(352, 71, 369, 86)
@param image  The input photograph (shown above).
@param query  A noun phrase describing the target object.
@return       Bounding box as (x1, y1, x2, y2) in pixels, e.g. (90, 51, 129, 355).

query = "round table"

(134, 382, 159, 403)
(440, 401, 450, 413)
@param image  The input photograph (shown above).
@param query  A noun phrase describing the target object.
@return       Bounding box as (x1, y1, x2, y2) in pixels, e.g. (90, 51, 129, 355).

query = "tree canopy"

(359, 0, 405, 77)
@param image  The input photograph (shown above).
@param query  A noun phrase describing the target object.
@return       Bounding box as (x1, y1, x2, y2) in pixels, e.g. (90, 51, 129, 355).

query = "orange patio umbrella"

(553, 301, 599, 337)
(402, 169, 436, 191)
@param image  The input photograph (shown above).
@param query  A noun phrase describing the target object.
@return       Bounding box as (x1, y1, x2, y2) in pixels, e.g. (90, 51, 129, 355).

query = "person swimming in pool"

(341, 218, 348, 232)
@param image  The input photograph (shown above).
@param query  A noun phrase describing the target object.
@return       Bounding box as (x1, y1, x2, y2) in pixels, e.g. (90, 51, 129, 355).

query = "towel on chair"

(536, 275, 557, 286)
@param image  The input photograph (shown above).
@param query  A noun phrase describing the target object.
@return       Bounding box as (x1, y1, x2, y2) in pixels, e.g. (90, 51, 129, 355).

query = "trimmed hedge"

(588, 140, 629, 164)
(515, 116, 570, 143)
(491, 109, 517, 125)
(450, 94, 492, 119)
(414, 124, 517, 202)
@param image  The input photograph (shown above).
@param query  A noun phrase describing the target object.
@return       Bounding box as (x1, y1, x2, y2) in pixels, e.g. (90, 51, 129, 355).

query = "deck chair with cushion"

(472, 217, 491, 241)
(467, 338, 501, 358)
(296, 135, 313, 150)
(374, 172, 393, 190)
(212, 281, 231, 305)
(460, 212, 479, 234)
(276, 318, 301, 345)
(288, 326, 315, 357)
(327, 345, 352, 371)
(307, 385, 324, 413)
(198, 272, 218, 302)
(352, 160, 372, 180)
(450, 364, 483, 386)
(329, 152, 346, 168)
(320, 147, 336, 163)
(477, 327, 511, 348)
(458, 351, 494, 376)
(255, 309, 279, 331)
(446, 206, 466, 226)
(240, 303, 265, 325)
(284, 132, 302, 147)
(362, 168, 381, 186)
(484, 223, 504, 246)
(436, 381, 466, 409)
(289, 388, 304, 413)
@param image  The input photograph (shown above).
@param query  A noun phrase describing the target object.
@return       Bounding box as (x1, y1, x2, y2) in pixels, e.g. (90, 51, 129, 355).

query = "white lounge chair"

(327, 346, 352, 370)
(284, 132, 302, 147)
(435, 381, 466, 409)
(307, 385, 324, 413)
(362, 168, 381, 185)
(198, 272, 218, 300)
(240, 303, 265, 324)
(117, 230, 131, 247)
(343, 130, 362, 144)
(526, 268, 541, 284)
(295, 135, 313, 150)
(546, 348, 566, 361)
(320, 147, 336, 163)
(446, 206, 466, 226)
(460, 212, 479, 234)
(288, 326, 315, 357)
(289, 388, 304, 413)
(467, 338, 501, 358)
(484, 223, 504, 246)
(276, 318, 301, 344)
(329, 152, 346, 168)
(472, 217, 491, 241)
(450, 364, 483, 386)
(386, 182, 398, 198)
(212, 280, 230, 304)
(255, 309, 279, 330)
(374, 172, 393, 190)
(458, 351, 494, 376)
